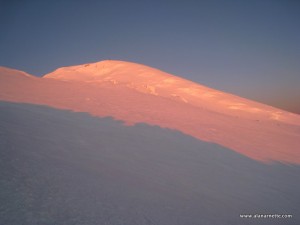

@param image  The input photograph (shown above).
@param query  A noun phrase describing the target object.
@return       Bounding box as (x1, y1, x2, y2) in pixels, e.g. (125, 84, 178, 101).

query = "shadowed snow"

(0, 102, 299, 225)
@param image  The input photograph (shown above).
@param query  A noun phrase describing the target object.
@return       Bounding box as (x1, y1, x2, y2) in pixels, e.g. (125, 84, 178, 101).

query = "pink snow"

(1, 60, 300, 163)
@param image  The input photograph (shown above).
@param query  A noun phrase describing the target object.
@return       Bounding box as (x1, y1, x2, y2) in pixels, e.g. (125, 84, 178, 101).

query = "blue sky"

(0, 0, 299, 113)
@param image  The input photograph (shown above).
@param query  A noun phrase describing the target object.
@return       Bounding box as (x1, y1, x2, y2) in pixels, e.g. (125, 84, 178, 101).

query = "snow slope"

(1, 102, 299, 225)
(44, 60, 300, 125)
(1, 61, 300, 163)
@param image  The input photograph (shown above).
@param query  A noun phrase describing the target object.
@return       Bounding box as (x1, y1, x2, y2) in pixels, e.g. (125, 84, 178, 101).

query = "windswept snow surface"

(1, 102, 299, 225)
(1, 61, 300, 163)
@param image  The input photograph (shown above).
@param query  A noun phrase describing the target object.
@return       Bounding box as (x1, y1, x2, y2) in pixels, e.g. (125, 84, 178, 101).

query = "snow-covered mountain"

(1, 61, 300, 163)
(1, 61, 300, 225)
(44, 60, 299, 124)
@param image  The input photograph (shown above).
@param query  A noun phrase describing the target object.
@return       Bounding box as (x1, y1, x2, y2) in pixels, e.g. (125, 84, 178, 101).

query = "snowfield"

(0, 102, 299, 225)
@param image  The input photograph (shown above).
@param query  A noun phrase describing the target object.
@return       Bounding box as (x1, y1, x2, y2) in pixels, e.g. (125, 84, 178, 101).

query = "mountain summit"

(1, 60, 300, 163)
(44, 60, 299, 123)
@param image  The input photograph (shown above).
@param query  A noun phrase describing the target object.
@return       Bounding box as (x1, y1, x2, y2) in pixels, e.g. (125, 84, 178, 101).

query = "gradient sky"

(0, 0, 299, 113)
